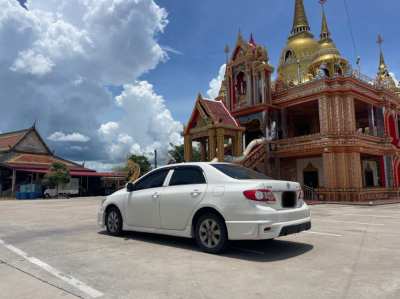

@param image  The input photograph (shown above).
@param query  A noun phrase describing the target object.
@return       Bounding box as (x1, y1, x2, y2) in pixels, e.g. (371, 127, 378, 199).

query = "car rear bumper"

(225, 204, 311, 240)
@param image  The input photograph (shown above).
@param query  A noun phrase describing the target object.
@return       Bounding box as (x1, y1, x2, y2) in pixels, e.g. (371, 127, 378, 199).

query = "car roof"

(156, 162, 231, 170)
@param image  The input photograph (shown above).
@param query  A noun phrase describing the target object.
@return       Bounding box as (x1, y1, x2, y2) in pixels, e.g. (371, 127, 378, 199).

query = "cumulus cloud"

(390, 72, 399, 86)
(0, 0, 180, 170)
(99, 81, 183, 163)
(48, 132, 90, 142)
(207, 64, 226, 99)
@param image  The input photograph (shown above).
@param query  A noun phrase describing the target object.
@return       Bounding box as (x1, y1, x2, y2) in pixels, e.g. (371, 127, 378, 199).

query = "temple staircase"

(240, 142, 266, 169)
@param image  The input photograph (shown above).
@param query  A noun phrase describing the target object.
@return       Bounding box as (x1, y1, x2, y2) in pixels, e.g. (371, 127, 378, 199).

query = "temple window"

(284, 50, 293, 63)
(235, 71, 247, 96)
(355, 100, 382, 136)
(285, 100, 320, 138)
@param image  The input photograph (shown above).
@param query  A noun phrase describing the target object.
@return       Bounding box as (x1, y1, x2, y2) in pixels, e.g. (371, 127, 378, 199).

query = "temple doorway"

(303, 163, 319, 188)
(244, 119, 263, 147)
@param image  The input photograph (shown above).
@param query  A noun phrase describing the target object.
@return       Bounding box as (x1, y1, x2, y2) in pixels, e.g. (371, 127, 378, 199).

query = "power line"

(343, 0, 359, 64)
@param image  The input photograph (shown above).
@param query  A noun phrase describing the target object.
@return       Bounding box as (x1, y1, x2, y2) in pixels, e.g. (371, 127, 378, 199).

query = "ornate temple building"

(184, 0, 400, 202)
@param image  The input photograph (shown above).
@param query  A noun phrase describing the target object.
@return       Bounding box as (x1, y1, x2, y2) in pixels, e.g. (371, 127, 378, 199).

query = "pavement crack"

(0, 257, 84, 299)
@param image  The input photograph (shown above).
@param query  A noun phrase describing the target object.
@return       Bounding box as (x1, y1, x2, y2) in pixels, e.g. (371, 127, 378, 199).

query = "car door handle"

(191, 190, 201, 197)
(152, 192, 160, 199)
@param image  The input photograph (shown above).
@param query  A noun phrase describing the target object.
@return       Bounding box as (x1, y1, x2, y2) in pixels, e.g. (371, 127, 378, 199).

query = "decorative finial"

(249, 33, 256, 46)
(237, 29, 243, 42)
(197, 92, 203, 100)
(32, 120, 37, 129)
(224, 44, 230, 64)
(377, 34, 384, 49)
(319, 2, 330, 41)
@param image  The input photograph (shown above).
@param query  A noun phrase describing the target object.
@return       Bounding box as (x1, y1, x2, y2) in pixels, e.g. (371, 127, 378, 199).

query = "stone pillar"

(200, 140, 207, 161)
(323, 152, 363, 189)
(368, 104, 376, 135)
(216, 128, 225, 162)
(319, 96, 329, 134)
(234, 131, 243, 156)
(384, 156, 394, 187)
(208, 129, 216, 160)
(11, 169, 16, 193)
(183, 135, 192, 162)
(280, 108, 288, 138)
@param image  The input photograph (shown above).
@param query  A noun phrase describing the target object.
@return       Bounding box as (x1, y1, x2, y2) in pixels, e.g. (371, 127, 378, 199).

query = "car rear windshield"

(211, 164, 273, 180)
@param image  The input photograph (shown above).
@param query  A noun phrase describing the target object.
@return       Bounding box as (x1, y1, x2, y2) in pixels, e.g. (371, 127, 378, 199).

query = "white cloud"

(98, 122, 119, 137)
(390, 72, 399, 86)
(11, 49, 55, 76)
(207, 64, 226, 99)
(48, 131, 90, 142)
(0, 0, 180, 170)
(99, 81, 183, 163)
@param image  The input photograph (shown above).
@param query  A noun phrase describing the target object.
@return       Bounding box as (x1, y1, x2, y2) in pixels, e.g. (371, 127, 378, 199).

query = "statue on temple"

(235, 71, 247, 95)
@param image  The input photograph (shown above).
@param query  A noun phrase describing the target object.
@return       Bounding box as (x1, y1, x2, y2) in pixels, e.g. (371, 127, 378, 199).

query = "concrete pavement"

(0, 197, 399, 299)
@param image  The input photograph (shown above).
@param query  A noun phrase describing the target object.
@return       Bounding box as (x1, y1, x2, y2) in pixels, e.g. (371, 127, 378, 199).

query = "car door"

(160, 166, 207, 230)
(126, 169, 169, 228)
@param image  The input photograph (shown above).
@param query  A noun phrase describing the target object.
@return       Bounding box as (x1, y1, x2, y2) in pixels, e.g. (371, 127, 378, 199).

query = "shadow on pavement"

(98, 230, 313, 262)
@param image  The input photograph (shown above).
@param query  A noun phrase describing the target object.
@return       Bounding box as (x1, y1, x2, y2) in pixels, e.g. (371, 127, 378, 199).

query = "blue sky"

(143, 0, 400, 123)
(3, 0, 400, 169)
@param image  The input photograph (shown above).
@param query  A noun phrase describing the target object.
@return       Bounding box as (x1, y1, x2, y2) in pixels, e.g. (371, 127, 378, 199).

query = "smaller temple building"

(0, 126, 126, 198)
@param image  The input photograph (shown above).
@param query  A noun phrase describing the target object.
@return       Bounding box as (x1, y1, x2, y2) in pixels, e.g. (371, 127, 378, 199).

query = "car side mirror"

(127, 182, 135, 192)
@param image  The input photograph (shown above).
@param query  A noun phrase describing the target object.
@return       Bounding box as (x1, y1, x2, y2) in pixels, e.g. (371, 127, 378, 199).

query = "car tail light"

(243, 189, 276, 202)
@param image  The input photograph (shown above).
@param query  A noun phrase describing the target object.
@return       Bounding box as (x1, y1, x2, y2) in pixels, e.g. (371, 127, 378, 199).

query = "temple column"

(319, 96, 329, 134)
(234, 131, 243, 156)
(216, 128, 225, 162)
(200, 140, 207, 161)
(368, 104, 376, 135)
(323, 152, 363, 190)
(183, 135, 192, 162)
(208, 129, 216, 160)
(11, 169, 16, 194)
(280, 108, 288, 138)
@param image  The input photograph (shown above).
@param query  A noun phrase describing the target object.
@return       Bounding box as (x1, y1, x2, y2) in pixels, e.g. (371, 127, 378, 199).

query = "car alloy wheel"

(106, 208, 122, 235)
(195, 213, 228, 254)
(199, 218, 221, 248)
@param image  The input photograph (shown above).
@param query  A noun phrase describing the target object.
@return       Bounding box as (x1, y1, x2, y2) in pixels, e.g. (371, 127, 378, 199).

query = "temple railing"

(274, 70, 397, 93)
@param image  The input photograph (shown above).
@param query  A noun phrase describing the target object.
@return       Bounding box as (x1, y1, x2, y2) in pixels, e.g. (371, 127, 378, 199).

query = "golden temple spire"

(377, 34, 389, 78)
(291, 0, 311, 36)
(237, 29, 244, 43)
(320, 3, 331, 41)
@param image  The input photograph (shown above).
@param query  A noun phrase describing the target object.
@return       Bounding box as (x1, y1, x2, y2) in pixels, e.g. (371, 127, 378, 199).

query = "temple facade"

(184, 0, 400, 202)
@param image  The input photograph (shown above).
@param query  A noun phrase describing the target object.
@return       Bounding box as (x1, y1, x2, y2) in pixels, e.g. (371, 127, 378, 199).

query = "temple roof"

(0, 129, 30, 152)
(3, 153, 88, 171)
(199, 98, 239, 127)
(185, 94, 241, 135)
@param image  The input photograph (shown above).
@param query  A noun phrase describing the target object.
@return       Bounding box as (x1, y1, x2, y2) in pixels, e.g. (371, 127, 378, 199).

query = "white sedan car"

(98, 162, 311, 253)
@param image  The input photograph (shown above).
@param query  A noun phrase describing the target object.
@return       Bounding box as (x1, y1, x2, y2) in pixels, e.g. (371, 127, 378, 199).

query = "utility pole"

(154, 149, 158, 169)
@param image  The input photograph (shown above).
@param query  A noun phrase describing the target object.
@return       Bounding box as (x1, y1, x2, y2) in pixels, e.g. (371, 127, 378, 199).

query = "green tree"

(128, 154, 152, 175)
(168, 143, 201, 163)
(44, 162, 71, 197)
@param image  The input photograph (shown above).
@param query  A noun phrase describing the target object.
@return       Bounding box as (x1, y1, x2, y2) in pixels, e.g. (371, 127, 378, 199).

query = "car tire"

(106, 206, 123, 236)
(195, 213, 228, 254)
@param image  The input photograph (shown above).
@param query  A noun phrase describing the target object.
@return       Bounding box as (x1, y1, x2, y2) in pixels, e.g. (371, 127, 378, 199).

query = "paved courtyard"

(0, 197, 399, 299)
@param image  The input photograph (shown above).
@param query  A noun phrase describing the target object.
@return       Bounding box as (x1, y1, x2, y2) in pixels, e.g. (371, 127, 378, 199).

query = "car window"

(169, 167, 206, 186)
(211, 164, 273, 180)
(134, 169, 169, 191)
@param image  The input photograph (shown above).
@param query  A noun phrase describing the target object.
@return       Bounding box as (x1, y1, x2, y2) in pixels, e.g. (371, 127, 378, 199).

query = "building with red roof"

(0, 126, 126, 198)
